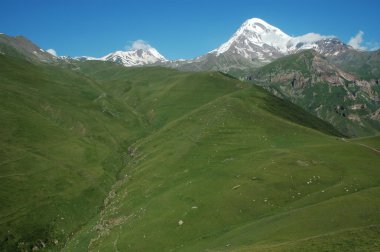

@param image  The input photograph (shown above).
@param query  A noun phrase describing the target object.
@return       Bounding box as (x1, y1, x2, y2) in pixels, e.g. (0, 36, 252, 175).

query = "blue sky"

(1, 0, 379, 59)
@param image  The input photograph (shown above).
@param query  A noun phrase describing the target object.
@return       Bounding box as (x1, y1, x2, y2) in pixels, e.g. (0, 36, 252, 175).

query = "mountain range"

(169, 18, 351, 72)
(74, 18, 352, 69)
(66, 17, 379, 137)
(1, 17, 380, 252)
(1, 18, 380, 137)
(1, 17, 373, 74)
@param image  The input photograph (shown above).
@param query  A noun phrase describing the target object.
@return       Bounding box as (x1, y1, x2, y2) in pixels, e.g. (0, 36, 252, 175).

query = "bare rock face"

(313, 38, 350, 56)
(371, 108, 380, 121)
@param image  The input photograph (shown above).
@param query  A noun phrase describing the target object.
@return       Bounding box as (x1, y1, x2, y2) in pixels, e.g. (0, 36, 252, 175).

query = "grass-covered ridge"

(1, 54, 380, 251)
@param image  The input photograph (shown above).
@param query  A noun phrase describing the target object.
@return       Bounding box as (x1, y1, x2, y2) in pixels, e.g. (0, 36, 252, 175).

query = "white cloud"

(287, 33, 336, 49)
(366, 42, 380, 51)
(126, 40, 152, 51)
(294, 33, 335, 43)
(46, 48, 57, 56)
(348, 31, 366, 50)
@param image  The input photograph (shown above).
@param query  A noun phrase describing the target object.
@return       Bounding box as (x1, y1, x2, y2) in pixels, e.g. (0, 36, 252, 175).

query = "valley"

(1, 11, 380, 252)
(1, 51, 380, 251)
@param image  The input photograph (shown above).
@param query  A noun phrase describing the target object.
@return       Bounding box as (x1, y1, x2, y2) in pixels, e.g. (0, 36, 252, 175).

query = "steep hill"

(0, 34, 56, 62)
(330, 49, 380, 80)
(251, 50, 380, 136)
(65, 66, 380, 251)
(0, 53, 263, 250)
(0, 54, 145, 251)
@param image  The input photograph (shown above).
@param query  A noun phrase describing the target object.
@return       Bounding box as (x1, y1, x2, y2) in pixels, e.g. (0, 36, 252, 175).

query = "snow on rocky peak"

(210, 18, 348, 62)
(213, 18, 291, 56)
(288, 36, 349, 56)
(74, 41, 167, 67)
(101, 47, 167, 67)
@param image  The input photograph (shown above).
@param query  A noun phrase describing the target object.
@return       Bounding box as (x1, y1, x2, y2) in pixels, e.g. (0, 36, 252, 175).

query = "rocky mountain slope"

(330, 49, 380, 80)
(251, 50, 380, 136)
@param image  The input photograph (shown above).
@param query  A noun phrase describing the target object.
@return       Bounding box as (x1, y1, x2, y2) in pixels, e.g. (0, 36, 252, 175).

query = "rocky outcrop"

(252, 50, 380, 136)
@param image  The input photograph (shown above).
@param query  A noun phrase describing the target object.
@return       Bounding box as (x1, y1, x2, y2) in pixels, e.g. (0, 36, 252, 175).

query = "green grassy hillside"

(0, 34, 56, 63)
(0, 54, 148, 251)
(63, 85, 380, 251)
(1, 54, 380, 251)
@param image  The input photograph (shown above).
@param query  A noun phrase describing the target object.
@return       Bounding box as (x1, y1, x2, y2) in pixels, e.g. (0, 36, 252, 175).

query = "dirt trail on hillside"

(341, 138, 380, 155)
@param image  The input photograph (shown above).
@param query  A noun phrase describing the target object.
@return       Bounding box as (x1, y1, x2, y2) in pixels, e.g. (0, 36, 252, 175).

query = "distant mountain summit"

(162, 18, 353, 73)
(195, 18, 350, 68)
(99, 47, 167, 66)
(211, 18, 292, 61)
(212, 18, 350, 59)
(76, 44, 167, 67)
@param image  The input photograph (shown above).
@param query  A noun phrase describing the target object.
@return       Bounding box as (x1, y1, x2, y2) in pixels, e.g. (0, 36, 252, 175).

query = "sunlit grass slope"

(1, 54, 379, 251)
(64, 62, 380, 251)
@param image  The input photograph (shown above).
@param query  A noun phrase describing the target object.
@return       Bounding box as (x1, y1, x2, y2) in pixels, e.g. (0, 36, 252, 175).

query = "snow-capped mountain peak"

(100, 47, 167, 67)
(212, 17, 291, 57)
(236, 18, 291, 52)
(210, 18, 349, 63)
(73, 41, 167, 67)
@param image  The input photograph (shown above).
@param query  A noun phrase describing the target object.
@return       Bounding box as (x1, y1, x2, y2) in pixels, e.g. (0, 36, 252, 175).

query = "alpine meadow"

(1, 1, 380, 251)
